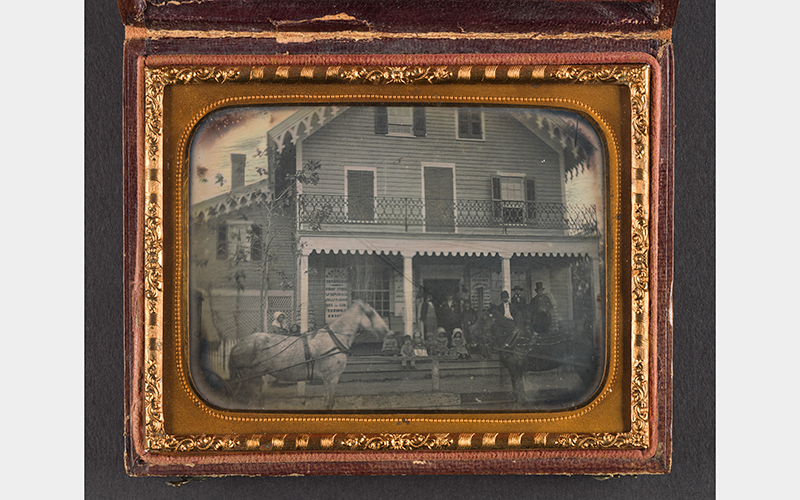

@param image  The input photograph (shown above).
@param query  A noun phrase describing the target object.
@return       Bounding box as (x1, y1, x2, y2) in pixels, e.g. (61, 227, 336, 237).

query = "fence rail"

(299, 194, 597, 235)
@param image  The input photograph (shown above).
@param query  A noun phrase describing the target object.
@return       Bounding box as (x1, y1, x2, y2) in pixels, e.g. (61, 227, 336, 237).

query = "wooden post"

(403, 254, 414, 340)
(299, 253, 309, 333)
(501, 254, 512, 294)
(431, 359, 440, 391)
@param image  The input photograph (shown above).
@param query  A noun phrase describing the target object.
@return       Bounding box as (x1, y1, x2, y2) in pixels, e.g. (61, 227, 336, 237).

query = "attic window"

(457, 109, 484, 140)
(387, 108, 413, 135)
(374, 107, 426, 137)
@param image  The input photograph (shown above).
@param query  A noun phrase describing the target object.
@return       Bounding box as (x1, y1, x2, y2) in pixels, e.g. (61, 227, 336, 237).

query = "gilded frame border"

(138, 63, 651, 459)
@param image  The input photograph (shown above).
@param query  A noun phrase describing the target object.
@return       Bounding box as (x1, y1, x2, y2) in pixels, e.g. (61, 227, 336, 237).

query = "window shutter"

(250, 224, 262, 261)
(525, 179, 535, 202)
(471, 112, 482, 138)
(216, 224, 228, 260)
(458, 110, 469, 137)
(412, 108, 426, 136)
(374, 107, 388, 134)
(491, 177, 502, 218)
(492, 177, 501, 200)
(526, 179, 536, 219)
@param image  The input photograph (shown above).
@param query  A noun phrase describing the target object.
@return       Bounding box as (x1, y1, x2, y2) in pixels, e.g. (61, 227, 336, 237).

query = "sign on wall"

(470, 271, 492, 311)
(393, 272, 405, 317)
(325, 267, 349, 323)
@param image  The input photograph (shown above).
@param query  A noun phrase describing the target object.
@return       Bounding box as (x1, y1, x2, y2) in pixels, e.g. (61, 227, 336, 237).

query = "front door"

(424, 166, 454, 232)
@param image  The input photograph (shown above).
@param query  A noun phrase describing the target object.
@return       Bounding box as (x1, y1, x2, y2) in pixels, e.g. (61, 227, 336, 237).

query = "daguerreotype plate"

(127, 57, 669, 476)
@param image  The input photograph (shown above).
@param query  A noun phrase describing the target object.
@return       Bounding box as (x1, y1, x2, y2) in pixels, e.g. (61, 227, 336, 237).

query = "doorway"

(422, 279, 461, 306)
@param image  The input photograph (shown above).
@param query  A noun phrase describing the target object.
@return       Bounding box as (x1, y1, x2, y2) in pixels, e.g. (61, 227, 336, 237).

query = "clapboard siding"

(301, 108, 563, 204)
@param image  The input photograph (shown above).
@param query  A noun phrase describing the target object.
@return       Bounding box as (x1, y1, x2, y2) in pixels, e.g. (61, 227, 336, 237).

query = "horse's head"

(352, 300, 391, 340)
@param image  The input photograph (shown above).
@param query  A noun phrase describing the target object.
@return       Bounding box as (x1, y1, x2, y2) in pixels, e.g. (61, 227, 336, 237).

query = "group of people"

(417, 292, 478, 346)
(268, 311, 307, 337)
(381, 327, 470, 367)
(411, 282, 558, 356)
(496, 282, 558, 336)
(268, 281, 556, 362)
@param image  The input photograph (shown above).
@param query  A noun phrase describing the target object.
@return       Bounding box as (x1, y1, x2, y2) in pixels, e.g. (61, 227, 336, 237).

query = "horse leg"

(320, 355, 347, 410)
(321, 369, 344, 410)
(509, 372, 527, 405)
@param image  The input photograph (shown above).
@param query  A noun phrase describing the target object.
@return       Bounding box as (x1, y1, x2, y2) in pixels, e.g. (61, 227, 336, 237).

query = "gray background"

(85, 0, 714, 497)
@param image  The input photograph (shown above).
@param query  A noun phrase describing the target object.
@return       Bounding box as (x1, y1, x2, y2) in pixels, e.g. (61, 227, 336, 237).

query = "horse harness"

(298, 326, 352, 381)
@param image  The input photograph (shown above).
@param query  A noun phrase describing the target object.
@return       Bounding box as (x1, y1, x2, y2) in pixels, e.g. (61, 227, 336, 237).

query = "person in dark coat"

(510, 285, 528, 330)
(460, 298, 478, 343)
(419, 293, 438, 341)
(437, 292, 461, 346)
(494, 290, 516, 321)
(529, 281, 557, 335)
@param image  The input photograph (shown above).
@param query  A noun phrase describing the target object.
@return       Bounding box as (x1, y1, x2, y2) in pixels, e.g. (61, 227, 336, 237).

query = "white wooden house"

(269, 105, 606, 345)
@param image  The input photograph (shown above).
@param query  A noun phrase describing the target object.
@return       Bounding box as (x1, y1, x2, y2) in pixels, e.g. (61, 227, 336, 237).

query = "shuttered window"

(375, 107, 426, 137)
(491, 176, 533, 223)
(457, 109, 483, 140)
(215, 222, 262, 261)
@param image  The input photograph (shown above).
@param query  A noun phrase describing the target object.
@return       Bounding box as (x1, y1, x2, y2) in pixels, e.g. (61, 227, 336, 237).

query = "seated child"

(451, 328, 470, 359)
(412, 330, 428, 357)
(400, 337, 416, 369)
(432, 327, 450, 356)
(381, 332, 400, 356)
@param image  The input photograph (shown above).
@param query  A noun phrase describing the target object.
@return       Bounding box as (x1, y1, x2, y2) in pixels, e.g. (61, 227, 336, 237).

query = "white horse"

(228, 301, 390, 409)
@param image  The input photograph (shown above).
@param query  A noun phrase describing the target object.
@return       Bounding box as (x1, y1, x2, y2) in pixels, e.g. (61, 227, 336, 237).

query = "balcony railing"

(298, 194, 598, 236)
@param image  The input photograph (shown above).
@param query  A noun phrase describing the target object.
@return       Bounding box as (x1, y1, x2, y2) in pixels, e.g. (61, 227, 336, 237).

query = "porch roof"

(299, 235, 600, 258)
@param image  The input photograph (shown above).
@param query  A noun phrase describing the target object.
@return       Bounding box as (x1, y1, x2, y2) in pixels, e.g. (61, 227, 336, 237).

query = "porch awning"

(299, 235, 600, 258)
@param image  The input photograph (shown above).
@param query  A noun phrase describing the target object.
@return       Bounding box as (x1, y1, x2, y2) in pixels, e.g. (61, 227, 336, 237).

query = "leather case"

(121, 0, 677, 477)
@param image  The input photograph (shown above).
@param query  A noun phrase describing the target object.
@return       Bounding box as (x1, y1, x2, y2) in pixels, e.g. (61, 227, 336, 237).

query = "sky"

(189, 107, 300, 204)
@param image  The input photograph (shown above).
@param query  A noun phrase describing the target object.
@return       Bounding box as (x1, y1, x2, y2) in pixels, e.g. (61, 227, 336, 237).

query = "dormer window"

(457, 109, 484, 140)
(374, 107, 426, 137)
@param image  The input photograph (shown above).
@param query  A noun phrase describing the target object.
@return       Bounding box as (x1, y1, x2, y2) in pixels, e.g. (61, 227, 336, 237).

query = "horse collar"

(324, 326, 352, 355)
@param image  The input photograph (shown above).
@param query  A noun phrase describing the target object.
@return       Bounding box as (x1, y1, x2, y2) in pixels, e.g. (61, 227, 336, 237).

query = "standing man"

(437, 292, 461, 346)
(510, 285, 528, 330)
(495, 290, 515, 321)
(529, 281, 557, 335)
(419, 293, 438, 341)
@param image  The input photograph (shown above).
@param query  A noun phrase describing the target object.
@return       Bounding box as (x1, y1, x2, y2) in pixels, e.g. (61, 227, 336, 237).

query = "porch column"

(403, 254, 414, 339)
(297, 252, 309, 399)
(501, 253, 512, 294)
(299, 253, 309, 333)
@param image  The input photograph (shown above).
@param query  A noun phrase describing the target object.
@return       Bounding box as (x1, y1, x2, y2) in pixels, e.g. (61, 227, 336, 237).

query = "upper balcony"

(298, 194, 598, 237)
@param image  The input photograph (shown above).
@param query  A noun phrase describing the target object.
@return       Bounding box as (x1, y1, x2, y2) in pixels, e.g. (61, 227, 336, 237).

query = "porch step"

(340, 355, 505, 383)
